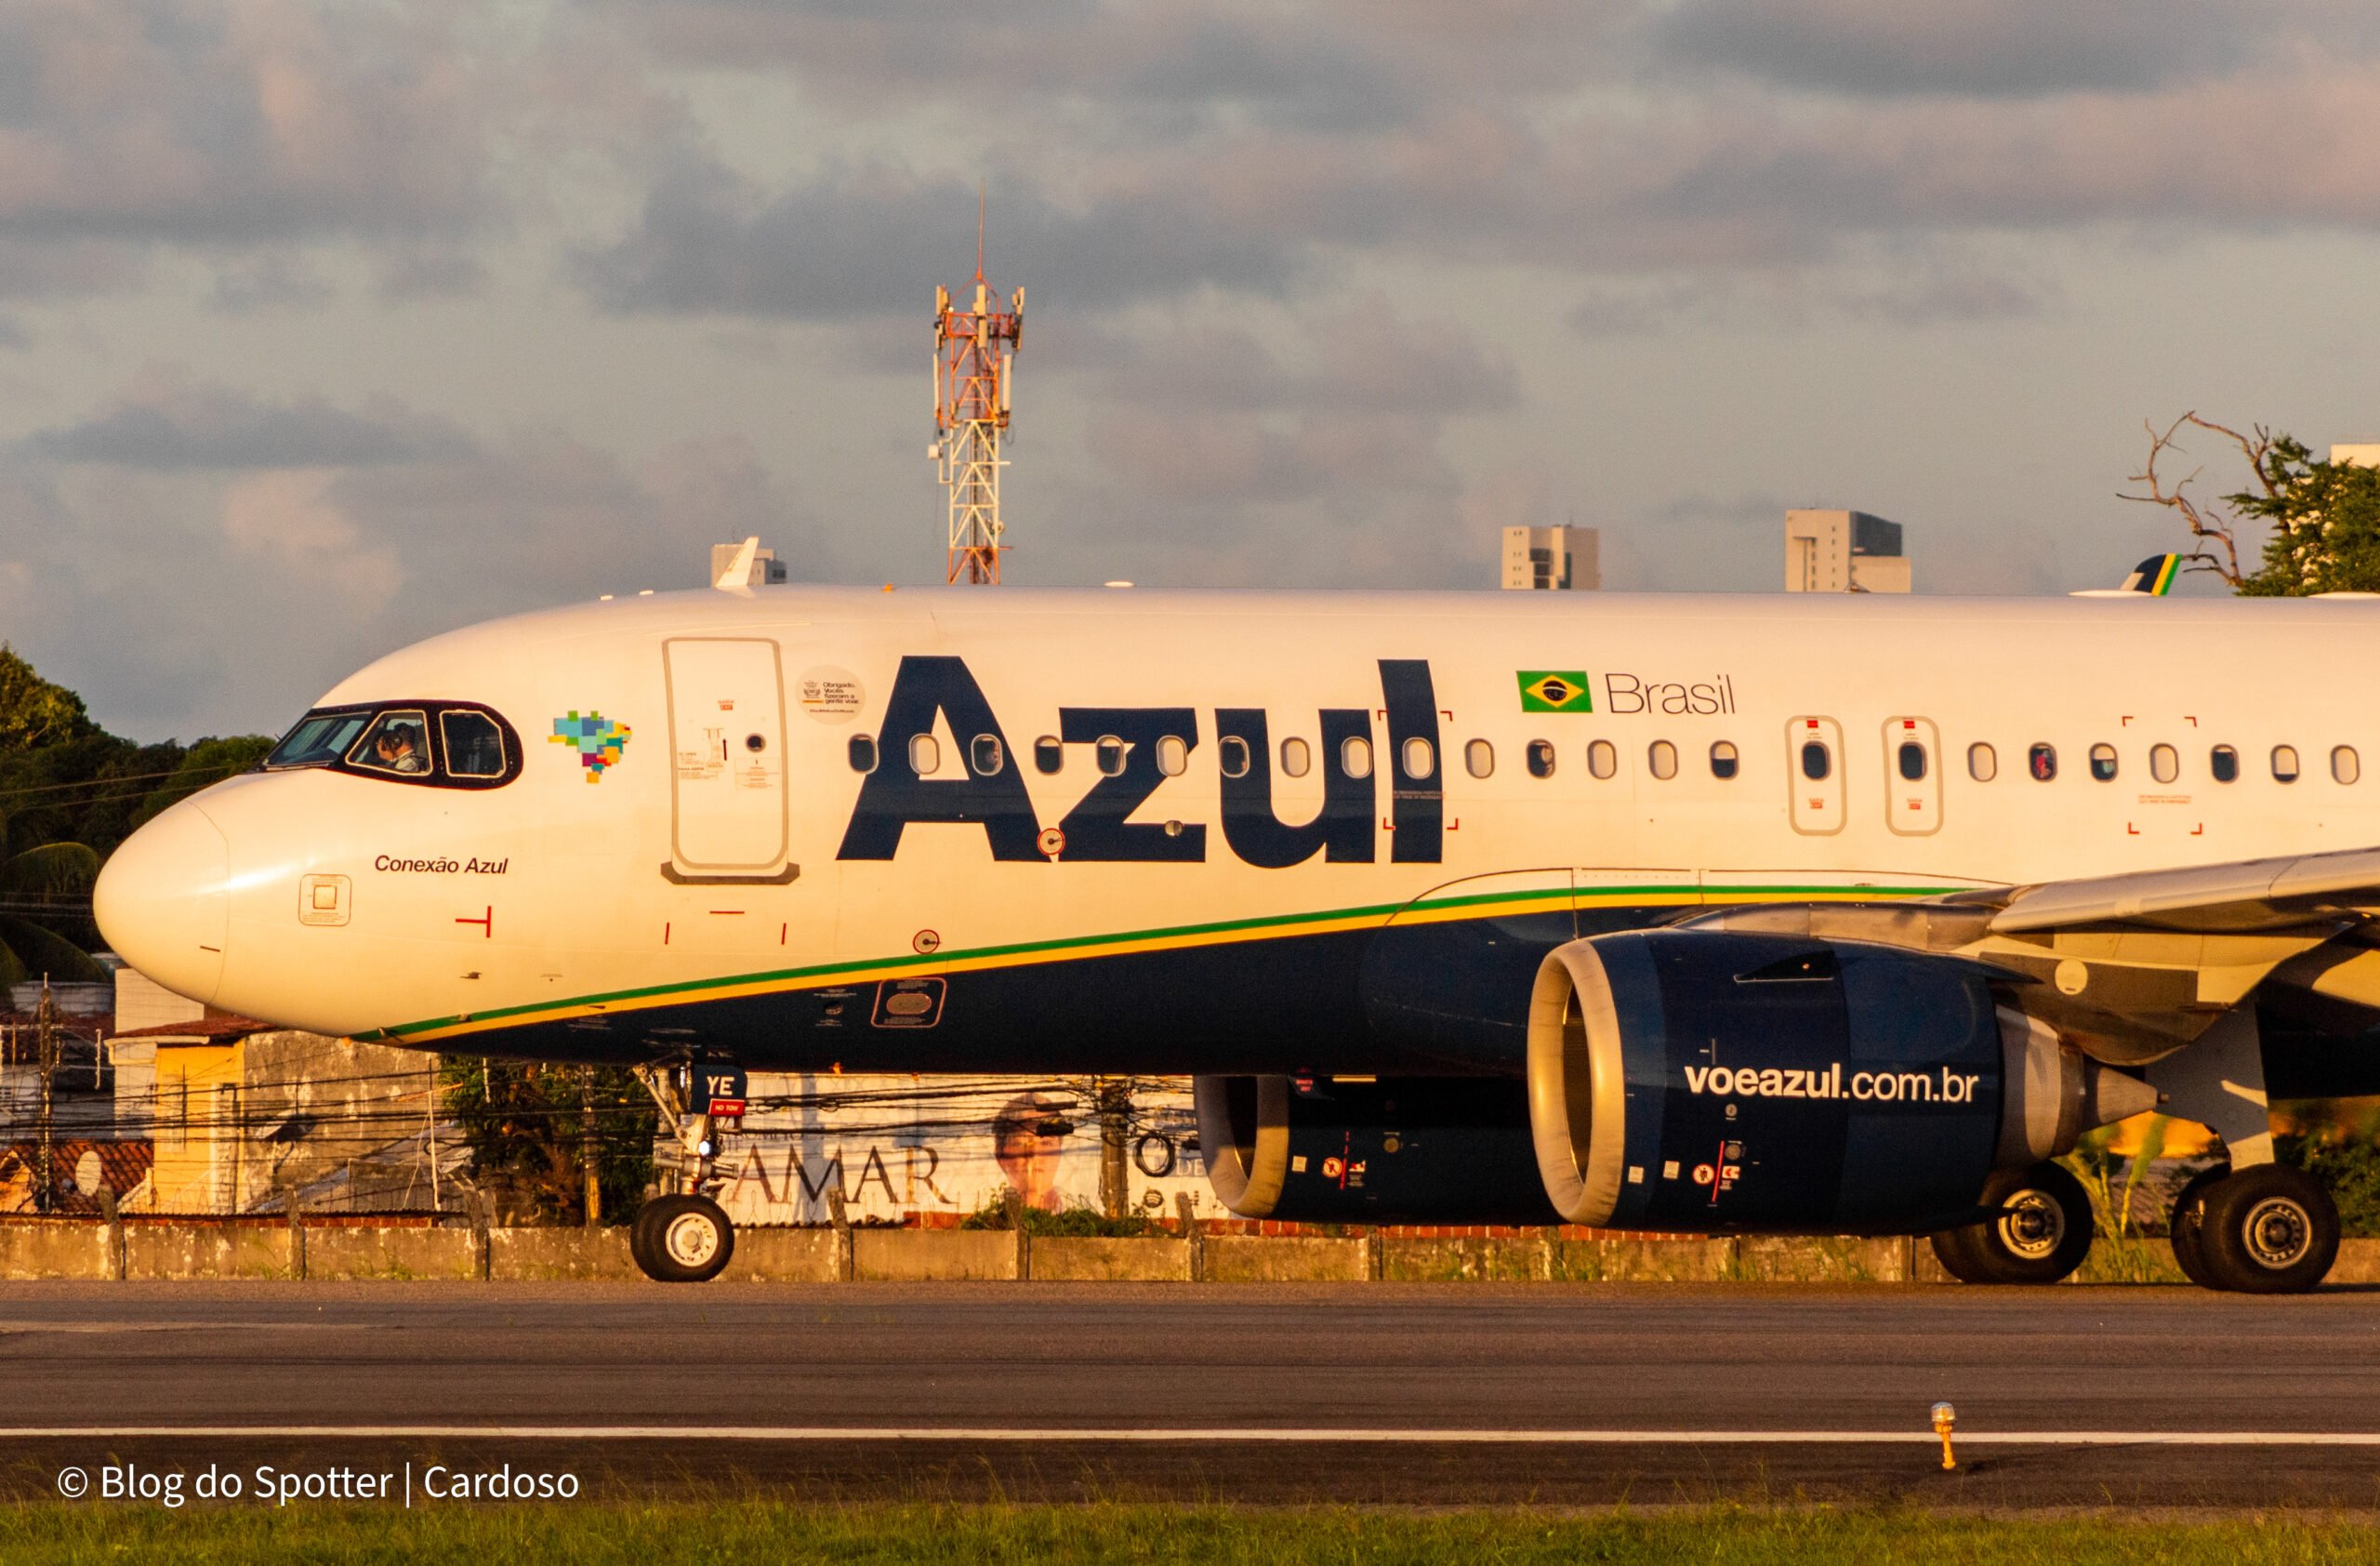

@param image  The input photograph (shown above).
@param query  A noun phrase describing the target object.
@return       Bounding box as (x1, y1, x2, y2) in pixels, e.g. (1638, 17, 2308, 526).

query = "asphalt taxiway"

(4, 1281, 2379, 1506)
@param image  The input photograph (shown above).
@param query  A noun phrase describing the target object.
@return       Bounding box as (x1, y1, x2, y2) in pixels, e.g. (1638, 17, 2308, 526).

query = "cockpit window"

(265, 701, 522, 789)
(349, 711, 432, 776)
(441, 710, 507, 777)
(267, 710, 373, 769)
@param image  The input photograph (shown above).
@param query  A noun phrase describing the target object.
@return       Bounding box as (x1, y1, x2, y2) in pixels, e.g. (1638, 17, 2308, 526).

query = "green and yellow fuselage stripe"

(366, 882, 1964, 1045)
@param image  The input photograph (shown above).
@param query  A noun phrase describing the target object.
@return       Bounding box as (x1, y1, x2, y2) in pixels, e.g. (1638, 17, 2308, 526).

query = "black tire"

(631, 1194, 734, 1283)
(628, 1204, 657, 1276)
(2192, 1163, 2338, 1294)
(1928, 1162, 2095, 1285)
(2166, 1165, 2228, 1289)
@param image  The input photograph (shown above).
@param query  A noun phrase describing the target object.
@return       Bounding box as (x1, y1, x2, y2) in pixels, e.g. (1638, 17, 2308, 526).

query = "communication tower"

(931, 210, 1023, 584)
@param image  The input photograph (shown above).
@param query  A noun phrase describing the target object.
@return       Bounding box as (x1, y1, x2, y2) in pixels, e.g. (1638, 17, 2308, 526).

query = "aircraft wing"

(1980, 845, 2380, 935)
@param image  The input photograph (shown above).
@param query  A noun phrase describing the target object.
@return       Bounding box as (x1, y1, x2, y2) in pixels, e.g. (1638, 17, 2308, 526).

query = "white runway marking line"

(6, 1427, 2380, 1446)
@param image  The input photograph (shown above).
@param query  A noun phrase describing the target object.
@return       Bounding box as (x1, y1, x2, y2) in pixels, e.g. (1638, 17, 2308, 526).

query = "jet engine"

(1527, 930, 2159, 1233)
(1193, 1073, 1560, 1225)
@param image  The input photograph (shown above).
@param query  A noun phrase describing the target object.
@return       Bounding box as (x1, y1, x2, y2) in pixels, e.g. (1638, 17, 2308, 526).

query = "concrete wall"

(1030, 1236, 1191, 1281)
(484, 1227, 637, 1281)
(855, 1228, 1019, 1281)
(2, 1223, 2374, 1285)
(308, 1228, 478, 1281)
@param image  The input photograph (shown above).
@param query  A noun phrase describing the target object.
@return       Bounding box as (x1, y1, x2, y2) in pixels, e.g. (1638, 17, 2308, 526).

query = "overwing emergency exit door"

(1882, 716, 1942, 835)
(664, 638, 795, 883)
(1786, 715, 1844, 835)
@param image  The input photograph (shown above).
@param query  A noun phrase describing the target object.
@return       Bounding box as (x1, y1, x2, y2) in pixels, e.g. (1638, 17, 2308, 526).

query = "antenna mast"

(931, 193, 1023, 585)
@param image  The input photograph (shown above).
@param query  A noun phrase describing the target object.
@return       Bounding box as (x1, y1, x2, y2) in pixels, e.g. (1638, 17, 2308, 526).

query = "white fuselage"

(93, 587, 2380, 1069)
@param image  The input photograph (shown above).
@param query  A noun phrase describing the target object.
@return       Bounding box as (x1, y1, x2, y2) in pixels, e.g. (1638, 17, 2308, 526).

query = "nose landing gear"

(630, 1193, 735, 1283)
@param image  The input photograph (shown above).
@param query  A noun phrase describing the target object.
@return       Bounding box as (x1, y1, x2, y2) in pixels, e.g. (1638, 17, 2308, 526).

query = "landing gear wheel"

(2166, 1166, 2229, 1289)
(631, 1194, 735, 1283)
(1929, 1162, 2096, 1285)
(2192, 1164, 2338, 1294)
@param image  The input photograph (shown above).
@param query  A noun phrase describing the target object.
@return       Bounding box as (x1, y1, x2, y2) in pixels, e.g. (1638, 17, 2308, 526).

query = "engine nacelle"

(1194, 1073, 1560, 1224)
(1527, 930, 2156, 1234)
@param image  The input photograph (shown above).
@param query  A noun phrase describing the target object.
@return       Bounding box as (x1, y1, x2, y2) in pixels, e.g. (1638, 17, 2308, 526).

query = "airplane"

(90, 575, 2380, 1290)
(2070, 554, 2183, 597)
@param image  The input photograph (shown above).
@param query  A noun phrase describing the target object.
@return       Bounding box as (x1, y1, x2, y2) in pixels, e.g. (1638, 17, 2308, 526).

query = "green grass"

(5, 1503, 2378, 1564)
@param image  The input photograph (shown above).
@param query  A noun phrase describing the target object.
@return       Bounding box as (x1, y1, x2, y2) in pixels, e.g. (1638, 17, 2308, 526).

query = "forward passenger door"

(663, 638, 794, 883)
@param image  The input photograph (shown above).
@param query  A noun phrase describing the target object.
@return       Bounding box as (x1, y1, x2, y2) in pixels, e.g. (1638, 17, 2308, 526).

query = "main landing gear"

(630, 1193, 735, 1283)
(2170, 1163, 2339, 1294)
(1929, 1162, 2096, 1286)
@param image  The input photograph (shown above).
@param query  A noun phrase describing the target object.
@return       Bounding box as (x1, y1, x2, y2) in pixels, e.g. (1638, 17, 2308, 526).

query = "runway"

(4, 1281, 2380, 1507)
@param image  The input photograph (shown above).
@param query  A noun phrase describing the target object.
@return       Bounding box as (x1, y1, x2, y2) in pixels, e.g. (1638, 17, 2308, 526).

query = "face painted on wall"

(993, 1093, 1072, 1213)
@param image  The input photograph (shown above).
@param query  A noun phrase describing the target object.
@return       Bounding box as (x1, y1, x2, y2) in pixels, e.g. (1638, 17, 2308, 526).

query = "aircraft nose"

(93, 798, 230, 1005)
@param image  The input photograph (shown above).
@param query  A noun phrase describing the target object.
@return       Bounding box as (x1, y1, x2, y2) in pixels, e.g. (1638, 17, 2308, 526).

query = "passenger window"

(971, 735, 1005, 776)
(1157, 736, 1189, 777)
(1527, 739, 1556, 779)
(1096, 737, 1127, 777)
(2273, 745, 2300, 783)
(269, 709, 373, 769)
(1586, 739, 1616, 780)
(2149, 744, 2178, 785)
(848, 736, 878, 774)
(1967, 742, 1996, 782)
(1401, 737, 1435, 779)
(2335, 746, 2360, 785)
(1647, 740, 1678, 780)
(1220, 737, 1251, 778)
(2028, 743, 2057, 781)
(1341, 737, 1373, 779)
(1035, 736, 1063, 775)
(909, 734, 940, 776)
(1800, 741, 1831, 781)
(2089, 744, 2118, 782)
(1279, 737, 1311, 778)
(2210, 744, 2238, 783)
(1709, 740, 1739, 780)
(349, 711, 432, 776)
(1464, 739, 1493, 779)
(441, 710, 507, 777)
(1897, 742, 1927, 782)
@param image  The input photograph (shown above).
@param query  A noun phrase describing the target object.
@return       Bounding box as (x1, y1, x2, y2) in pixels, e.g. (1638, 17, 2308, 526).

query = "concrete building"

(2333, 445, 2380, 469)
(708, 540, 788, 587)
(1501, 525, 1599, 591)
(112, 1015, 457, 1214)
(1785, 510, 1910, 593)
(106, 966, 459, 1214)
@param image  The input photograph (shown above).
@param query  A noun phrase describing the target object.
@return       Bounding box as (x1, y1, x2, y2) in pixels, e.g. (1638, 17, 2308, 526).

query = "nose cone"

(94, 799, 230, 1005)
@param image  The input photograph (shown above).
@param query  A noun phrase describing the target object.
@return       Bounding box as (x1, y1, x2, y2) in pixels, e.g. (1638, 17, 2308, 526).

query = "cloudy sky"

(4, 0, 2378, 740)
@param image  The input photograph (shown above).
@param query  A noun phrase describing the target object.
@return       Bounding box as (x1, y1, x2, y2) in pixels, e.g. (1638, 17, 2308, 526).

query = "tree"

(127, 736, 278, 831)
(442, 1059, 654, 1224)
(2125, 413, 2380, 596)
(0, 841, 106, 984)
(0, 645, 96, 753)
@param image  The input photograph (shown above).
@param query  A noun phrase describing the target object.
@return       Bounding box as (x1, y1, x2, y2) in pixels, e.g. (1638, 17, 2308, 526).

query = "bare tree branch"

(2119, 411, 2253, 588)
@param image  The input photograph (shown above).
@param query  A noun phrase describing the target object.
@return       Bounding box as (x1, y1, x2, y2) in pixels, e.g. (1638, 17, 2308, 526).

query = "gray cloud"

(0, 0, 502, 242)
(576, 161, 1301, 318)
(25, 376, 480, 471)
(1652, 0, 2277, 98)
(0, 384, 817, 737)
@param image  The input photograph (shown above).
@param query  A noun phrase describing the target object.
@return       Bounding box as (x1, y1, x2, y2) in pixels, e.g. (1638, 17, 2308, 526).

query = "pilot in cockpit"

(373, 722, 429, 774)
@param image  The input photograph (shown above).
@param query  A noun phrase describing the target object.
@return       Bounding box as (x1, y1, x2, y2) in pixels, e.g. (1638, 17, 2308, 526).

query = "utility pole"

(1095, 1077, 1130, 1220)
(34, 984, 58, 1214)
(580, 1064, 601, 1227)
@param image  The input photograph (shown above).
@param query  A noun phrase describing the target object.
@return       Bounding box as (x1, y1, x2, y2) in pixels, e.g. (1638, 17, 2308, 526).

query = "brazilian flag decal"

(1518, 671, 1592, 713)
